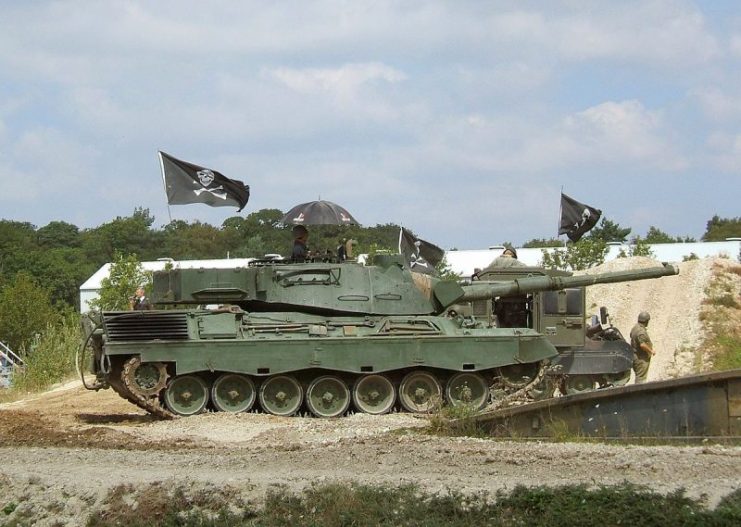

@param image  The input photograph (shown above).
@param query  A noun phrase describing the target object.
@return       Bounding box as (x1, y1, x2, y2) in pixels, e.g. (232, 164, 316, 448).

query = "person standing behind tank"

(291, 225, 309, 262)
(489, 246, 526, 268)
(130, 286, 152, 310)
(630, 311, 654, 383)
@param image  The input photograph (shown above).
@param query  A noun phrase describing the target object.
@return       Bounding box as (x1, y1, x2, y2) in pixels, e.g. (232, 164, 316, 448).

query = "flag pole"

(158, 151, 173, 224)
(559, 186, 565, 246)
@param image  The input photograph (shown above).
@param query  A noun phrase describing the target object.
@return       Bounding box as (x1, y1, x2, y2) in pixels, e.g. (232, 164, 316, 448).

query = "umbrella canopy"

(281, 200, 360, 225)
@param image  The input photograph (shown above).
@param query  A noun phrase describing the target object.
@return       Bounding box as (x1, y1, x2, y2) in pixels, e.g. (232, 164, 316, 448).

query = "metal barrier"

(457, 369, 741, 440)
(0, 341, 25, 388)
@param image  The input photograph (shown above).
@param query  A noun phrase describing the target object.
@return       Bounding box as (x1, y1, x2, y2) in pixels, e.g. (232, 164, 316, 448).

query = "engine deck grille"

(102, 311, 189, 341)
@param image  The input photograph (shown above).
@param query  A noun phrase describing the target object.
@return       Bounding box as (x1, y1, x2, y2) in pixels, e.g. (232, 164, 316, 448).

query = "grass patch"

(699, 263, 741, 373)
(428, 403, 487, 437)
(712, 332, 741, 370)
(79, 481, 741, 527)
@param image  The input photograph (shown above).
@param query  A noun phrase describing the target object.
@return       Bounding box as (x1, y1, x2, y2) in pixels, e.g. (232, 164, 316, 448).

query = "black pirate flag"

(159, 151, 250, 211)
(558, 192, 602, 242)
(399, 227, 445, 275)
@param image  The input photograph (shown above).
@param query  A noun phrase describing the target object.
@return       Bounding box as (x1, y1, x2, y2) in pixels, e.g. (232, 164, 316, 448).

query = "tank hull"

(94, 309, 557, 417)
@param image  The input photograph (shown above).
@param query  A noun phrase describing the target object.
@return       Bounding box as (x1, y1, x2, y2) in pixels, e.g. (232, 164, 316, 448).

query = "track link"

(109, 357, 176, 420)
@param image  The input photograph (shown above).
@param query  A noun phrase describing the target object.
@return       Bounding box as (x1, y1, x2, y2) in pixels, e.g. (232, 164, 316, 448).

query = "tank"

(81, 255, 678, 418)
(468, 263, 663, 398)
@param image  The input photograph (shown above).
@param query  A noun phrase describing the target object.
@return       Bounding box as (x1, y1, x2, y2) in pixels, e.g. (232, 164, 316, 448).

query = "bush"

(83, 482, 740, 527)
(11, 312, 81, 392)
(541, 238, 608, 271)
(0, 272, 57, 352)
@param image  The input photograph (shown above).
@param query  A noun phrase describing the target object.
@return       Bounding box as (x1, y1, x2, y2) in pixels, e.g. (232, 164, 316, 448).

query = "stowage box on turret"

(81, 254, 677, 418)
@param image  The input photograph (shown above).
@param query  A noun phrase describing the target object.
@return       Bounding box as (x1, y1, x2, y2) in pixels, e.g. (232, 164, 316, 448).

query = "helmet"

(502, 246, 518, 259)
(638, 311, 650, 324)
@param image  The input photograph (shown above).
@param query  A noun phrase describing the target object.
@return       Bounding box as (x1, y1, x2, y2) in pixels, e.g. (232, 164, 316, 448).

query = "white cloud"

(548, 3, 719, 65)
(0, 127, 100, 204)
(730, 34, 741, 56)
(706, 132, 741, 173)
(560, 100, 687, 170)
(693, 87, 741, 122)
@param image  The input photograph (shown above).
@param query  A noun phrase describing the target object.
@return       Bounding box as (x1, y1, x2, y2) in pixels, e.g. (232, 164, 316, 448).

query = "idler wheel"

(498, 363, 540, 389)
(211, 373, 256, 413)
(561, 375, 596, 395)
(122, 356, 168, 397)
(164, 375, 209, 416)
(445, 372, 489, 410)
(352, 374, 396, 415)
(399, 371, 442, 413)
(259, 375, 303, 416)
(306, 375, 350, 418)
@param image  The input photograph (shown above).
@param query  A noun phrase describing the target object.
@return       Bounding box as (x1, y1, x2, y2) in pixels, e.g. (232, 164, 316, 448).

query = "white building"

(444, 239, 741, 277)
(79, 239, 740, 311)
(79, 258, 256, 312)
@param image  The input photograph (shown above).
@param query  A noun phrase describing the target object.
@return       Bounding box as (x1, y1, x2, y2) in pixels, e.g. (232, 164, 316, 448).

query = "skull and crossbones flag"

(398, 227, 445, 275)
(558, 192, 602, 242)
(158, 151, 250, 211)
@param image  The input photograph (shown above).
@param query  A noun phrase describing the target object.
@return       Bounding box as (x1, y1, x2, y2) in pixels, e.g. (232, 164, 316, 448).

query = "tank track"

(105, 359, 548, 419)
(109, 357, 176, 420)
(482, 360, 548, 412)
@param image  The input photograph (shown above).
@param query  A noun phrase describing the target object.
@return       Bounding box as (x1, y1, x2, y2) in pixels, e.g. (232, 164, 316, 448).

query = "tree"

(627, 236, 655, 258)
(36, 221, 81, 248)
(540, 238, 608, 271)
(644, 226, 695, 244)
(522, 238, 564, 248)
(587, 218, 631, 243)
(81, 207, 157, 263)
(644, 226, 675, 244)
(702, 215, 741, 241)
(0, 272, 57, 352)
(88, 252, 150, 311)
(160, 220, 229, 260)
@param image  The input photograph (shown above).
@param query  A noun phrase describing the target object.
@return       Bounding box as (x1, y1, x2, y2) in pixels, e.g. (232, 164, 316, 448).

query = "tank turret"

(153, 260, 678, 316)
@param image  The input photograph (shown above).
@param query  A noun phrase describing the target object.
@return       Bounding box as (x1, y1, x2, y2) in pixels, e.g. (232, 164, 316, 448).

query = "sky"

(0, 0, 739, 250)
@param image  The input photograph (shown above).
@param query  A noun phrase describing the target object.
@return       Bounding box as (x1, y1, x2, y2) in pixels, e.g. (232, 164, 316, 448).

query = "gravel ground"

(0, 256, 739, 526)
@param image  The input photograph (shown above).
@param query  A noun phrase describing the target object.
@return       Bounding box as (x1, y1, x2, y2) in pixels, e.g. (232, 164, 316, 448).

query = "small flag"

(399, 227, 445, 275)
(558, 192, 602, 242)
(159, 151, 250, 211)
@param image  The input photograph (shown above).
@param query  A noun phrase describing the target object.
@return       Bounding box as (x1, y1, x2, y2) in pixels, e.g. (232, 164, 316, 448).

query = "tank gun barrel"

(456, 263, 679, 304)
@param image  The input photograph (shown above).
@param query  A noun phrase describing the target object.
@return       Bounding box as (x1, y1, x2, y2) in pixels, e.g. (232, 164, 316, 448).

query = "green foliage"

(161, 220, 229, 259)
(522, 238, 564, 248)
(429, 403, 485, 437)
(629, 236, 655, 258)
(587, 217, 631, 243)
(84, 481, 740, 527)
(0, 273, 57, 352)
(435, 256, 462, 281)
(81, 207, 158, 263)
(645, 226, 695, 244)
(712, 333, 741, 370)
(683, 253, 700, 261)
(540, 238, 608, 270)
(703, 215, 741, 241)
(88, 252, 149, 312)
(10, 312, 81, 392)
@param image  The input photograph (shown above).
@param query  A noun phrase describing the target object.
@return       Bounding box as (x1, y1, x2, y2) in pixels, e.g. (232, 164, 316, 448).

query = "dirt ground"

(1, 256, 739, 526)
